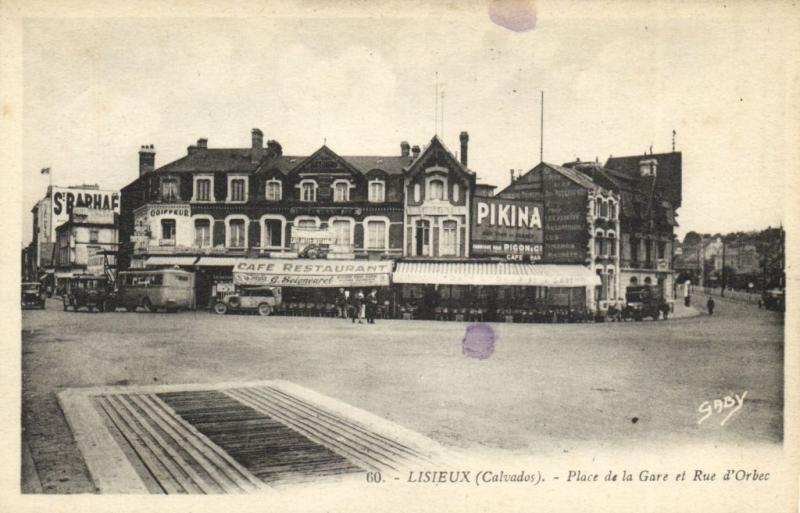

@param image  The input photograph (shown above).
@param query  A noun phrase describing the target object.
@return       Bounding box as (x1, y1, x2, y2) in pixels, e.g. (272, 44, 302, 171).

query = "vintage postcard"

(1, 0, 798, 512)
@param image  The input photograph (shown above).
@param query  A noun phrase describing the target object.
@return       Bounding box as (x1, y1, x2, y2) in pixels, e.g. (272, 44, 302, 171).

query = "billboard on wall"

(50, 187, 120, 239)
(233, 259, 393, 288)
(471, 197, 544, 260)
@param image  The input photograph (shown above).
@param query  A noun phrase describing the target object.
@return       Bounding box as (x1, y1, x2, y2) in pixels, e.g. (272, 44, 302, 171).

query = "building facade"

(53, 208, 119, 289)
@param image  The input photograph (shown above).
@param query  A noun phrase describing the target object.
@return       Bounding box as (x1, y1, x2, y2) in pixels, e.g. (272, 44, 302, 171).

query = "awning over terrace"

(392, 262, 601, 287)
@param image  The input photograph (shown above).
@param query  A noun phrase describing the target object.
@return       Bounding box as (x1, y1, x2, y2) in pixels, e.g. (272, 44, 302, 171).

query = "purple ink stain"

(462, 323, 496, 360)
(489, 0, 537, 33)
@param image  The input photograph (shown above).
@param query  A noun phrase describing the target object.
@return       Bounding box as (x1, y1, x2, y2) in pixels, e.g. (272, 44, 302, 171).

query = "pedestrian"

(367, 289, 378, 324)
(337, 288, 347, 319)
(707, 297, 715, 316)
(349, 290, 358, 323)
(356, 289, 365, 324)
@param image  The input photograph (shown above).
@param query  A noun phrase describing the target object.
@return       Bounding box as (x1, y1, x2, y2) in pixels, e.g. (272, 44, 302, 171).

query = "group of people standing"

(337, 288, 378, 324)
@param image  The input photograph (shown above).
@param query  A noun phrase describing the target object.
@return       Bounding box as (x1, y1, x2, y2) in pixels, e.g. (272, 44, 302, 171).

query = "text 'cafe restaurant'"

(391, 193, 603, 322)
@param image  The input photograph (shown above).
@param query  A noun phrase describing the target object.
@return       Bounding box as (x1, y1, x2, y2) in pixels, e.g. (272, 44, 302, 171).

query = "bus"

(116, 269, 196, 312)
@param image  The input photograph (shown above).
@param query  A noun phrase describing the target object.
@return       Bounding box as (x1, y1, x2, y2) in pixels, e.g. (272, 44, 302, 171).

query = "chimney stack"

(411, 145, 421, 159)
(459, 131, 469, 167)
(138, 145, 155, 177)
(251, 128, 264, 162)
(510, 169, 515, 183)
(197, 138, 207, 149)
(400, 141, 410, 157)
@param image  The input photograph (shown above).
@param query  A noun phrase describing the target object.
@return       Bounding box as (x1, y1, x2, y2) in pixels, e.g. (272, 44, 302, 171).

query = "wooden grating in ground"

(59, 381, 449, 494)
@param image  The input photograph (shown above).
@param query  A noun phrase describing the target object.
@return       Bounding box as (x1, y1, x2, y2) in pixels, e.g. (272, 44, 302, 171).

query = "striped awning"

(145, 256, 199, 267)
(393, 262, 601, 287)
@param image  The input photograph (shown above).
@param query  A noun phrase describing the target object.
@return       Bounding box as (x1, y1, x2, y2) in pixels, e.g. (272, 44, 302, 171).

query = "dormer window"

(428, 179, 445, 201)
(227, 175, 248, 203)
(300, 180, 318, 202)
(265, 179, 282, 201)
(332, 180, 351, 202)
(192, 174, 214, 202)
(161, 177, 180, 201)
(368, 179, 385, 203)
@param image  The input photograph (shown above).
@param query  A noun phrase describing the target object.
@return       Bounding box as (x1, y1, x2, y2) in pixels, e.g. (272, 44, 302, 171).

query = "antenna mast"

(540, 90, 544, 163)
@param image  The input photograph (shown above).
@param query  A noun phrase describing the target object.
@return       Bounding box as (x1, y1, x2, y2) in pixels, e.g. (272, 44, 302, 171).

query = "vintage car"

(63, 275, 113, 312)
(21, 282, 46, 309)
(213, 286, 282, 316)
(759, 289, 785, 312)
(623, 285, 665, 321)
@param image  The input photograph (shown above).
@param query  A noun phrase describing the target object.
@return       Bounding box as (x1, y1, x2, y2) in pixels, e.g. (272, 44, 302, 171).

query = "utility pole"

(540, 91, 544, 163)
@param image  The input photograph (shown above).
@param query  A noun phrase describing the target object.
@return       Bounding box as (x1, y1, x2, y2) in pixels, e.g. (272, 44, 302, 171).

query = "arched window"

(609, 200, 616, 220)
(365, 219, 388, 250)
(608, 231, 616, 257)
(413, 183, 421, 203)
(330, 219, 352, 247)
(265, 179, 282, 201)
(300, 180, 317, 202)
(226, 217, 247, 248)
(428, 179, 445, 201)
(368, 180, 385, 203)
(600, 199, 609, 218)
(332, 180, 350, 202)
(452, 183, 460, 203)
(644, 277, 652, 285)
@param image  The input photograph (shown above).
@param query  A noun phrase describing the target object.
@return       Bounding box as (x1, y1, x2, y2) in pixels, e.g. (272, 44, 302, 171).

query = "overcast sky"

(21, 4, 794, 245)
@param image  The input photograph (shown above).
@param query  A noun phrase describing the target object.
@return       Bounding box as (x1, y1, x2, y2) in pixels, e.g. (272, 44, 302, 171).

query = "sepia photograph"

(2, 0, 798, 511)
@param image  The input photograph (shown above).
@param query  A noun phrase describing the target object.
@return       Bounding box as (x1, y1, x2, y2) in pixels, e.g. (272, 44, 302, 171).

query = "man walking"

(707, 297, 716, 316)
(367, 289, 378, 324)
(355, 289, 365, 324)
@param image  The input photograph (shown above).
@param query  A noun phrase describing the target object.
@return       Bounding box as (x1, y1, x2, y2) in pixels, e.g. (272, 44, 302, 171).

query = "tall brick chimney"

(411, 145, 421, 159)
(459, 131, 469, 167)
(400, 141, 410, 157)
(139, 145, 155, 176)
(251, 128, 264, 162)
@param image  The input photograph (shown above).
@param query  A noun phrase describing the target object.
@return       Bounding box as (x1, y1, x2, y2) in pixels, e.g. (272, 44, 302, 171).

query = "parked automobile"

(116, 269, 195, 312)
(213, 286, 282, 316)
(623, 285, 664, 321)
(63, 275, 113, 312)
(759, 289, 785, 312)
(21, 282, 46, 309)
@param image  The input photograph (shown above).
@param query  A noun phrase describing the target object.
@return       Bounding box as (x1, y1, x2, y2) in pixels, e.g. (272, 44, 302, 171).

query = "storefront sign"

(233, 259, 393, 288)
(147, 204, 191, 217)
(471, 197, 543, 258)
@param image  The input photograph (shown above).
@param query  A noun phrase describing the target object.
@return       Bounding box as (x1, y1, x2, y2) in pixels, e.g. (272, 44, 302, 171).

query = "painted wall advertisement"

(471, 197, 544, 260)
(233, 259, 393, 288)
(50, 187, 120, 239)
(541, 169, 588, 263)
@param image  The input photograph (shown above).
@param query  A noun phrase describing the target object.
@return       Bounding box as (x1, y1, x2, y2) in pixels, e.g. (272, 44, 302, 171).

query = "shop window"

(428, 179, 445, 201)
(89, 229, 99, 243)
(331, 220, 352, 247)
(194, 178, 212, 201)
(441, 220, 458, 256)
(368, 180, 385, 203)
(333, 181, 350, 202)
(228, 177, 247, 202)
(367, 221, 387, 250)
(263, 219, 283, 248)
(228, 219, 246, 248)
(161, 219, 176, 245)
(265, 180, 282, 201)
(194, 219, 211, 247)
(161, 177, 179, 201)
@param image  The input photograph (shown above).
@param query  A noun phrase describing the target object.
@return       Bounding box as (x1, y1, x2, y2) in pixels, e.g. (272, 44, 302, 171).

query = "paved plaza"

(21, 296, 783, 493)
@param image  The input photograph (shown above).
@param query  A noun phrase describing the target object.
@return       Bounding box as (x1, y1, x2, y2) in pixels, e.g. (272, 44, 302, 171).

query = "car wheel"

(257, 303, 272, 316)
(141, 298, 152, 313)
(213, 302, 228, 315)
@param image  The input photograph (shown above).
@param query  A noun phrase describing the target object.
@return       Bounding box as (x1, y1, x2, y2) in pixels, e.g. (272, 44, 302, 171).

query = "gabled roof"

(404, 135, 475, 177)
(541, 162, 601, 191)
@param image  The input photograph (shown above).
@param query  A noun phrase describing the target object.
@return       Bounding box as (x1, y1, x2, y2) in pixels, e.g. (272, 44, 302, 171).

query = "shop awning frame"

(392, 262, 601, 287)
(145, 256, 199, 267)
